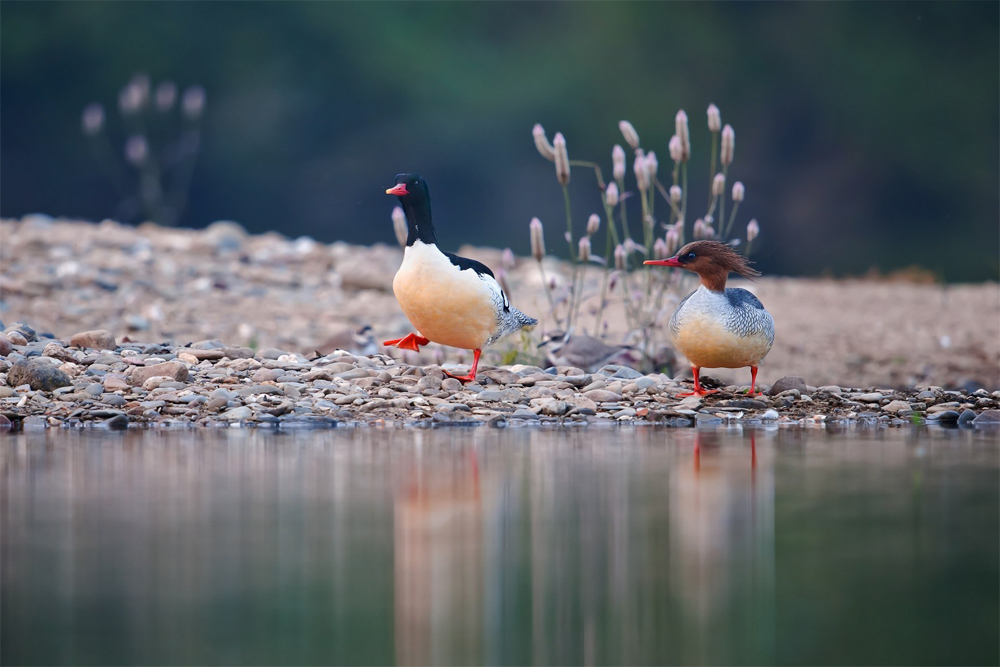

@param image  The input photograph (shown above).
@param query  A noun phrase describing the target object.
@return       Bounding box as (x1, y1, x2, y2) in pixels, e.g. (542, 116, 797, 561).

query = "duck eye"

(684, 252, 697, 262)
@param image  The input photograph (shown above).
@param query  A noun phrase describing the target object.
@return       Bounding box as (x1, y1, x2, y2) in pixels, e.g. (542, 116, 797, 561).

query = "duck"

(644, 240, 774, 396)
(383, 173, 537, 383)
(537, 329, 634, 372)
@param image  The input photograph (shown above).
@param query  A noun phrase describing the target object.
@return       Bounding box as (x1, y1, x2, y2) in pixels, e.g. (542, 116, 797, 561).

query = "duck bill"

(385, 183, 409, 196)
(644, 257, 683, 268)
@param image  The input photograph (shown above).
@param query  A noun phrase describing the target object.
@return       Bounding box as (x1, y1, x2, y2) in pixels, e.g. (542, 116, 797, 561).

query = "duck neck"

(698, 270, 729, 293)
(402, 197, 437, 246)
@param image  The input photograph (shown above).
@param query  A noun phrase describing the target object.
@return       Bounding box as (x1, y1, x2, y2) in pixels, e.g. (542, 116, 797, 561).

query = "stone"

(725, 398, 769, 410)
(767, 376, 808, 396)
(6, 331, 28, 346)
(103, 376, 129, 391)
(929, 410, 960, 423)
(599, 365, 643, 380)
(221, 406, 253, 420)
(0, 333, 12, 357)
(882, 400, 912, 414)
(235, 384, 284, 397)
(251, 368, 283, 382)
(583, 389, 622, 403)
(103, 414, 130, 429)
(69, 329, 117, 350)
(101, 393, 127, 406)
(510, 408, 540, 420)
(957, 409, 977, 426)
(7, 359, 73, 392)
(855, 393, 884, 403)
(972, 410, 1000, 424)
(441, 378, 463, 392)
(762, 409, 780, 421)
(129, 361, 188, 386)
(0, 386, 16, 398)
(533, 399, 570, 416)
(83, 383, 104, 397)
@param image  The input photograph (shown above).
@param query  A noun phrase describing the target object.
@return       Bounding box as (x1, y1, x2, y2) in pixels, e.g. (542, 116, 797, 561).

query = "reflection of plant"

(530, 106, 762, 372)
(81, 73, 206, 226)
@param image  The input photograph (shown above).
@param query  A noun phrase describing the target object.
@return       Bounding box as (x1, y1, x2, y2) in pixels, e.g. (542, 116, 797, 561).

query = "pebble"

(6, 331, 28, 346)
(129, 361, 189, 386)
(583, 389, 621, 403)
(70, 329, 117, 350)
(7, 358, 73, 392)
(957, 409, 977, 426)
(855, 392, 884, 403)
(221, 406, 253, 421)
(768, 376, 807, 396)
(0, 333, 12, 357)
(882, 400, 912, 414)
(972, 410, 1000, 424)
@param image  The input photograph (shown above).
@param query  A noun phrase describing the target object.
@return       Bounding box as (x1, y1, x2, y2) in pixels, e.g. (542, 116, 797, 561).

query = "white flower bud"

(665, 226, 680, 256)
(633, 153, 650, 192)
(553, 132, 570, 186)
(747, 218, 759, 242)
(124, 135, 149, 166)
(694, 218, 715, 240)
(707, 103, 721, 132)
(530, 217, 545, 261)
(182, 85, 206, 119)
(712, 173, 725, 197)
(392, 206, 408, 247)
(578, 236, 591, 262)
(586, 213, 600, 236)
(614, 244, 627, 270)
(155, 81, 177, 112)
(618, 120, 640, 149)
(732, 181, 745, 202)
(721, 124, 735, 167)
(81, 103, 104, 136)
(675, 110, 690, 161)
(653, 238, 668, 260)
(645, 150, 658, 182)
(532, 124, 555, 161)
(668, 135, 683, 162)
(669, 185, 682, 204)
(612, 144, 626, 181)
(502, 247, 515, 270)
(605, 182, 619, 208)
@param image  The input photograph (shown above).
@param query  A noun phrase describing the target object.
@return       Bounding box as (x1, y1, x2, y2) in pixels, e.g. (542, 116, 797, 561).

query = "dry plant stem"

(568, 160, 606, 190)
(593, 199, 621, 332)
(718, 165, 729, 237)
(680, 162, 688, 241)
(534, 259, 562, 328)
(708, 131, 719, 210)
(561, 184, 583, 330)
(723, 200, 741, 240)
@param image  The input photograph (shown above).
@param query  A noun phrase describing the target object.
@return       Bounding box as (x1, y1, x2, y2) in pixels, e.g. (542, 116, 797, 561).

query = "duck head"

(644, 240, 760, 291)
(386, 173, 436, 246)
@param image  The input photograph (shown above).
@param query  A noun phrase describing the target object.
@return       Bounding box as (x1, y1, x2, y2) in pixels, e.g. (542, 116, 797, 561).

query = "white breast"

(392, 241, 499, 350)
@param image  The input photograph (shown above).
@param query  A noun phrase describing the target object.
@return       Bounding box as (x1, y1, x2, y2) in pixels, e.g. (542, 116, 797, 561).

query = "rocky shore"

(1, 215, 998, 431)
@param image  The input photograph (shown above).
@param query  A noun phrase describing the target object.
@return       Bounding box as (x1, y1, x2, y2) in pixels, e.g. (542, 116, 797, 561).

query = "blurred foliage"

(1, 2, 997, 281)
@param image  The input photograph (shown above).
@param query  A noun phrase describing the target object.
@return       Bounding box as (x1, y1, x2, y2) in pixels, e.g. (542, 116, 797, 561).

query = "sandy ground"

(1, 216, 997, 391)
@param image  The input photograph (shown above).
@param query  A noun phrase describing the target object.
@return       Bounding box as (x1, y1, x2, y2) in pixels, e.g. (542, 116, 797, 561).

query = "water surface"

(2, 425, 997, 665)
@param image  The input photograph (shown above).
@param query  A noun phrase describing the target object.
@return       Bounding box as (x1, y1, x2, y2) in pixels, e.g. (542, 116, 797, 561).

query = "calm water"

(2, 425, 997, 666)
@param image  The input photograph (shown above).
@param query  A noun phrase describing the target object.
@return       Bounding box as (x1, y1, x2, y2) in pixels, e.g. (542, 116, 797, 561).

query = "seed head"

(553, 132, 570, 186)
(155, 81, 177, 112)
(694, 218, 715, 240)
(653, 238, 668, 260)
(668, 135, 683, 162)
(721, 124, 735, 166)
(675, 110, 690, 162)
(732, 181, 745, 202)
(502, 247, 516, 270)
(747, 218, 759, 242)
(587, 213, 600, 236)
(633, 153, 650, 192)
(530, 217, 545, 261)
(645, 150, 658, 182)
(624, 237, 645, 256)
(118, 81, 144, 116)
(81, 103, 104, 136)
(712, 173, 725, 197)
(532, 124, 555, 161)
(614, 244, 627, 270)
(612, 144, 626, 182)
(669, 185, 682, 204)
(124, 135, 149, 166)
(578, 236, 591, 262)
(605, 182, 619, 208)
(182, 86, 206, 119)
(665, 226, 680, 256)
(618, 120, 640, 149)
(391, 206, 407, 247)
(707, 103, 721, 132)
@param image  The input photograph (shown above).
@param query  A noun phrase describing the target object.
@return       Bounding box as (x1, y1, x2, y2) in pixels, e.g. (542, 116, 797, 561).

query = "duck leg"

(443, 348, 481, 384)
(742, 366, 762, 396)
(677, 366, 719, 397)
(383, 333, 430, 352)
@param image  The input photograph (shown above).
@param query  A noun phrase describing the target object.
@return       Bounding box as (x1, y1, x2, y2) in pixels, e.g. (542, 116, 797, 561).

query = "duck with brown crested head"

(645, 240, 774, 396)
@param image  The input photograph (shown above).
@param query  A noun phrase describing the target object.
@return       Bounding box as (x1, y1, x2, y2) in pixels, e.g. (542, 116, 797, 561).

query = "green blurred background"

(2, 1, 997, 281)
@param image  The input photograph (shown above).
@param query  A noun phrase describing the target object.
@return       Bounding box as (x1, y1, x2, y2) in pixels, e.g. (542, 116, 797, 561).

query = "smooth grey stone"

(221, 406, 253, 420)
(101, 393, 127, 406)
(103, 414, 129, 429)
(767, 376, 808, 396)
(929, 410, 960, 422)
(235, 384, 283, 397)
(957, 409, 977, 425)
(210, 388, 237, 400)
(972, 410, 1000, 424)
(205, 397, 229, 410)
(599, 365, 643, 380)
(511, 409, 540, 420)
(84, 383, 104, 397)
(21, 415, 48, 430)
(633, 377, 659, 390)
(726, 398, 769, 410)
(695, 412, 723, 423)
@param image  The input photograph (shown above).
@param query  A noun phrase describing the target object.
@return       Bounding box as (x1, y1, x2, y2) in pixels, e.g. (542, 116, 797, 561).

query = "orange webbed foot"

(383, 333, 430, 352)
(677, 388, 719, 397)
(442, 349, 481, 385)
